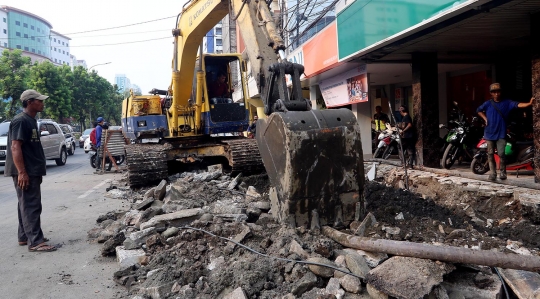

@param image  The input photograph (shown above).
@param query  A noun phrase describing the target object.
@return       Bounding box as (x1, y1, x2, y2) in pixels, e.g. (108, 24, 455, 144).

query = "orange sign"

(303, 22, 338, 77)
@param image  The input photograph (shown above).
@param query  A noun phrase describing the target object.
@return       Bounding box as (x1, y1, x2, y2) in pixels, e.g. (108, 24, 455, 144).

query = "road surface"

(0, 148, 128, 298)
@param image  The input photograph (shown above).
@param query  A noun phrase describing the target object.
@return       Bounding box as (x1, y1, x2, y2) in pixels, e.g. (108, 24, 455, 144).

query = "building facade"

(203, 21, 223, 54)
(115, 74, 132, 93)
(0, 6, 78, 66)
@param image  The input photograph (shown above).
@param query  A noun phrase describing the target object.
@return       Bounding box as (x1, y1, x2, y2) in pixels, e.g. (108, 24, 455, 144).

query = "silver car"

(59, 124, 76, 155)
(0, 119, 67, 166)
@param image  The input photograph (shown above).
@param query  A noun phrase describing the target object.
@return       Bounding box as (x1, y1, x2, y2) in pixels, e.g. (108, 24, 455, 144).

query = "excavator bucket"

(256, 109, 364, 228)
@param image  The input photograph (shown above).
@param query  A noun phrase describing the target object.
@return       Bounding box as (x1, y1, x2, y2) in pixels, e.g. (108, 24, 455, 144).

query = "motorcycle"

(440, 103, 484, 169)
(470, 131, 534, 175)
(381, 127, 404, 160)
(89, 145, 125, 171)
(373, 127, 394, 158)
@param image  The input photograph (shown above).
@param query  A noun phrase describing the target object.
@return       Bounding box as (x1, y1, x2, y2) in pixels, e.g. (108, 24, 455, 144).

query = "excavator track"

(125, 143, 169, 187)
(223, 139, 265, 174)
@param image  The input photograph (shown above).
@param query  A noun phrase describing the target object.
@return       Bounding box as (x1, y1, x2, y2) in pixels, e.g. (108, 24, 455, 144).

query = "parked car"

(79, 128, 93, 148)
(0, 121, 9, 166)
(59, 124, 76, 155)
(0, 119, 67, 166)
(38, 119, 68, 166)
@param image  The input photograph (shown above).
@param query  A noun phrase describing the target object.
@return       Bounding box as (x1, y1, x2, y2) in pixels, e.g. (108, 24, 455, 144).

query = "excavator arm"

(170, 0, 364, 228)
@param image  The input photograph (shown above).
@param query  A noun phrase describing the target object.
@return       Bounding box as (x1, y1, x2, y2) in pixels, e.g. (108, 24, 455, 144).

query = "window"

(54, 47, 57, 51)
(37, 28, 40, 32)
(62, 41, 65, 45)
(46, 124, 58, 134)
(24, 46, 29, 51)
(215, 28, 222, 35)
(16, 32, 21, 37)
(216, 39, 222, 46)
(15, 21, 20, 26)
(2, 29, 5, 34)
(23, 23, 28, 28)
(24, 34, 28, 38)
(31, 48, 35, 53)
(2, 18, 5, 23)
(54, 38, 56, 42)
(38, 50, 41, 55)
(16, 45, 21, 49)
(55, 58, 57, 62)
(31, 36, 35, 40)
(31, 25, 35, 30)
(3, 43, 7, 47)
(37, 38, 40, 42)
(63, 50, 65, 54)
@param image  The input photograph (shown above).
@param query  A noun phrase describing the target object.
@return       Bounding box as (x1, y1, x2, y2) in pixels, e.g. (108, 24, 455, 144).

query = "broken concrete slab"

(250, 201, 271, 211)
(289, 239, 309, 259)
(207, 164, 223, 173)
(227, 173, 242, 190)
(427, 285, 449, 299)
(355, 249, 388, 268)
(340, 274, 362, 294)
(246, 186, 261, 200)
(441, 270, 501, 299)
(497, 268, 540, 299)
(224, 227, 252, 254)
(306, 257, 337, 278)
(366, 283, 389, 299)
(143, 188, 155, 200)
(135, 197, 155, 211)
(116, 246, 146, 269)
(123, 227, 156, 250)
(291, 271, 318, 296)
(101, 232, 126, 256)
(353, 212, 377, 237)
(153, 180, 167, 201)
(139, 208, 203, 230)
(326, 277, 345, 298)
(223, 287, 248, 299)
(366, 256, 455, 299)
(343, 250, 371, 279)
(213, 214, 248, 222)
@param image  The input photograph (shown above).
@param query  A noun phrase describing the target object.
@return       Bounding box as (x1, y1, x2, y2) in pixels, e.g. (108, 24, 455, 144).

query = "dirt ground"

(91, 164, 540, 299)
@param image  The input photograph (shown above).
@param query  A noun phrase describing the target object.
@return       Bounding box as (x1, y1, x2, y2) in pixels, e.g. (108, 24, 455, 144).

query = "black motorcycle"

(440, 102, 483, 169)
(89, 145, 124, 170)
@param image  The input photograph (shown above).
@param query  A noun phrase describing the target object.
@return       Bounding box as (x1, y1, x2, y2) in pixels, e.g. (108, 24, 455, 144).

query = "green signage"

(337, 0, 471, 60)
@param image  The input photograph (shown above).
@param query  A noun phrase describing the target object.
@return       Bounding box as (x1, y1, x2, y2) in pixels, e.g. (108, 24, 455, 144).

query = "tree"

(0, 49, 31, 119)
(29, 61, 73, 121)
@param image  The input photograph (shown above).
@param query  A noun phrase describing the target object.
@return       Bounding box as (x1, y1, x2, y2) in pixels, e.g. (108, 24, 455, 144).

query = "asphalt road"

(0, 147, 129, 298)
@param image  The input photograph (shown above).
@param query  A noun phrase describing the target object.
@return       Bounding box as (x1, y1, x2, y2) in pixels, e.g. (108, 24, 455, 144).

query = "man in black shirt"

(5, 89, 56, 252)
(399, 106, 415, 167)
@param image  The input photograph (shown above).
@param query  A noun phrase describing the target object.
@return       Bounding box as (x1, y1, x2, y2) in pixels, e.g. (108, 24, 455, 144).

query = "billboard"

(319, 65, 368, 108)
(302, 22, 338, 77)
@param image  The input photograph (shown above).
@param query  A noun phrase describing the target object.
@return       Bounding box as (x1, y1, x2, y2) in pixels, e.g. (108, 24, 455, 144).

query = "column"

(531, 13, 540, 183)
(411, 52, 440, 168)
(309, 85, 318, 110)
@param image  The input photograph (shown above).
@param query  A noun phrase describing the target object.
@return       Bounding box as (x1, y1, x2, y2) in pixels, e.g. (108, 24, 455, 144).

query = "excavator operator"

(208, 72, 231, 99)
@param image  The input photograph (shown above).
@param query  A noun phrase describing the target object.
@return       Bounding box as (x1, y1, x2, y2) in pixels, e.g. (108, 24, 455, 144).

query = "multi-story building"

(0, 6, 80, 66)
(50, 30, 71, 66)
(203, 21, 223, 54)
(115, 74, 131, 94)
(131, 84, 142, 95)
(70, 54, 87, 69)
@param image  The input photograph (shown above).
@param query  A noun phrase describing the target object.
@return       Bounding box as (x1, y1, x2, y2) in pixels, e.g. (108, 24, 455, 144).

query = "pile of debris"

(88, 163, 540, 299)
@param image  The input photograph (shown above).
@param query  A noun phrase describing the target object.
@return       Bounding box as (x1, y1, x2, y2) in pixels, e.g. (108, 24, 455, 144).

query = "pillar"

(411, 52, 440, 168)
(531, 13, 540, 183)
(309, 85, 318, 110)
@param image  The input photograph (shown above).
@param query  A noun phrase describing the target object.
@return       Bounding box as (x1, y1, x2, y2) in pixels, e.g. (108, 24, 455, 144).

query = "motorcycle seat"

(515, 141, 533, 146)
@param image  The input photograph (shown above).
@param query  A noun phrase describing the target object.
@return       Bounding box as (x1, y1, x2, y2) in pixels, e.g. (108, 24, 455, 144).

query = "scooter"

(89, 145, 125, 171)
(470, 137, 534, 175)
(373, 127, 394, 158)
(381, 128, 403, 160)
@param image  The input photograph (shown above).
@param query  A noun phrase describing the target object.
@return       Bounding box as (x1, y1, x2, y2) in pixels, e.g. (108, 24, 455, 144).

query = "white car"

(84, 135, 92, 153)
(79, 128, 93, 148)
(0, 121, 8, 166)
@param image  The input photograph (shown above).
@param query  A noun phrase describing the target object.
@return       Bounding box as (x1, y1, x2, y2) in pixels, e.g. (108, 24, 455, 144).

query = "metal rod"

(322, 226, 540, 272)
(387, 100, 409, 189)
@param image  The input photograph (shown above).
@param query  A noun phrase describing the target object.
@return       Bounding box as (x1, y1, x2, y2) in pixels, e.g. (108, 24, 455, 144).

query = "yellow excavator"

(121, 0, 364, 226)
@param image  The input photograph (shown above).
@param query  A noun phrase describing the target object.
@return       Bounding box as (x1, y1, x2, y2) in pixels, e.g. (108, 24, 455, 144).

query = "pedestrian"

(4, 89, 56, 252)
(476, 83, 534, 180)
(398, 105, 415, 167)
(247, 115, 258, 138)
(372, 105, 390, 132)
(94, 117, 105, 173)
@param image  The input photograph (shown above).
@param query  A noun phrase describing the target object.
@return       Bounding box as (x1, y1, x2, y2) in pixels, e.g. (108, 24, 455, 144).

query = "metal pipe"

(322, 226, 540, 272)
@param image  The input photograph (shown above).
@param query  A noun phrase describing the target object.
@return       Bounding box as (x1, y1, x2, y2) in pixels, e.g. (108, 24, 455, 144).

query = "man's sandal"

(19, 238, 50, 246)
(28, 243, 57, 252)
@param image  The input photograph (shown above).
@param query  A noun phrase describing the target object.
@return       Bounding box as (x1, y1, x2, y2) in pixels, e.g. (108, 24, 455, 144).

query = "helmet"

(101, 122, 109, 129)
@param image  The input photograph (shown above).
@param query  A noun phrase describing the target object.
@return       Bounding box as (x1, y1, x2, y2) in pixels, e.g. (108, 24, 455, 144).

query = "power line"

(67, 36, 171, 47)
(62, 16, 176, 35)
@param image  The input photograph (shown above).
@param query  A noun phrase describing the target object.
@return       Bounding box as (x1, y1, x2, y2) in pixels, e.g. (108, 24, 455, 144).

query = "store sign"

(319, 65, 367, 108)
(303, 22, 338, 77)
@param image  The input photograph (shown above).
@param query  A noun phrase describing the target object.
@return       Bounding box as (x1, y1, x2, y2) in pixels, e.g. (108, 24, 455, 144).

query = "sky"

(3, 0, 190, 92)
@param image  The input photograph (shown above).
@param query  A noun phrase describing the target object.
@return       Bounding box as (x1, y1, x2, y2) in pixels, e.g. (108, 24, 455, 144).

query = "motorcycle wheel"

(470, 156, 489, 174)
(441, 144, 459, 169)
(382, 145, 395, 160)
(373, 147, 384, 159)
(90, 154, 96, 168)
(114, 155, 125, 165)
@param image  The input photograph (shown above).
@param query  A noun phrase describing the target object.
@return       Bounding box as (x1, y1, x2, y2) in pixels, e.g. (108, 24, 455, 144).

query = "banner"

(319, 65, 368, 107)
(303, 22, 338, 77)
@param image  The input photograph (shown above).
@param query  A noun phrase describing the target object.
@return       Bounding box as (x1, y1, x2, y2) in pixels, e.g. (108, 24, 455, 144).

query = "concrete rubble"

(88, 163, 540, 299)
